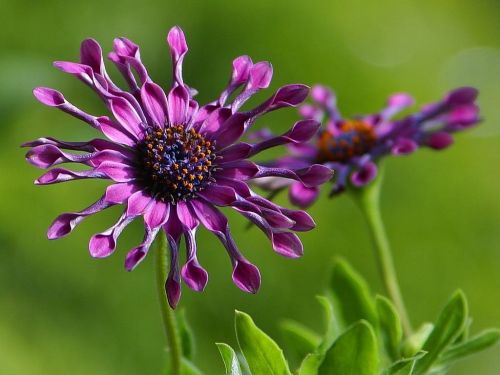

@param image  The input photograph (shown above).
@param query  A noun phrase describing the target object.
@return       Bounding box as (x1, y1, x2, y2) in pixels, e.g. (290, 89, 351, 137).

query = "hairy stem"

(155, 231, 182, 375)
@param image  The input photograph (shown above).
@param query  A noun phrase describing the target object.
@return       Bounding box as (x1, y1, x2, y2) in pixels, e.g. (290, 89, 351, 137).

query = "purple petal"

(140, 82, 168, 127)
(124, 227, 159, 271)
(167, 85, 189, 125)
(89, 212, 133, 258)
(197, 184, 236, 206)
(95, 161, 135, 182)
(35, 168, 105, 185)
(105, 182, 138, 204)
(446, 87, 478, 106)
(181, 228, 208, 292)
(289, 182, 320, 208)
(126, 190, 152, 217)
(167, 26, 188, 86)
(47, 195, 113, 239)
(218, 143, 252, 163)
(109, 97, 144, 138)
(272, 232, 303, 258)
(165, 230, 182, 308)
(279, 208, 316, 232)
(216, 160, 259, 180)
(176, 201, 198, 230)
(351, 162, 378, 187)
(247, 62, 273, 90)
(189, 199, 228, 233)
(249, 119, 320, 156)
(428, 132, 454, 150)
(232, 258, 261, 294)
(33, 87, 65, 106)
(144, 200, 170, 229)
(391, 138, 418, 155)
(96, 116, 137, 146)
(254, 164, 333, 188)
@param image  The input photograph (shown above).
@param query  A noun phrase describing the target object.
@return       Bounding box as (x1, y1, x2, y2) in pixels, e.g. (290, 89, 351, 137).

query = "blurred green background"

(1, 0, 499, 373)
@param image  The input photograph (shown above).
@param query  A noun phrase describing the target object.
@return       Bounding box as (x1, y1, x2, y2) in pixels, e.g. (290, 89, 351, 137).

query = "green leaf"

(316, 296, 339, 352)
(329, 258, 377, 329)
(318, 320, 379, 375)
(384, 351, 426, 375)
(280, 319, 321, 361)
(217, 343, 243, 375)
(235, 310, 291, 375)
(376, 295, 403, 360)
(413, 290, 468, 375)
(181, 358, 203, 375)
(438, 328, 500, 365)
(402, 323, 434, 357)
(298, 353, 323, 375)
(177, 309, 195, 360)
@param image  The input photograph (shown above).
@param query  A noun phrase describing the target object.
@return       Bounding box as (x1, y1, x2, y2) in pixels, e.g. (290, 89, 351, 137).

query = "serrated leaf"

(181, 358, 203, 375)
(376, 295, 403, 360)
(316, 296, 339, 352)
(217, 343, 243, 375)
(438, 328, 500, 365)
(384, 351, 426, 375)
(280, 319, 321, 361)
(329, 258, 377, 329)
(413, 290, 468, 375)
(178, 309, 195, 360)
(318, 320, 379, 375)
(235, 310, 291, 375)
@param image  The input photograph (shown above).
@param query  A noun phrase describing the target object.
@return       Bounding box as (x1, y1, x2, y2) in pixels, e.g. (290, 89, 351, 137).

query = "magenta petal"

(289, 182, 320, 208)
(217, 160, 259, 180)
(446, 87, 478, 106)
(351, 162, 378, 187)
(35, 168, 104, 185)
(33, 87, 65, 106)
(109, 97, 144, 138)
(181, 259, 208, 292)
(197, 184, 236, 206)
(96, 161, 135, 182)
(144, 200, 170, 229)
(311, 85, 334, 106)
(391, 138, 418, 155)
(280, 208, 316, 232)
(218, 143, 252, 163)
(166, 276, 181, 309)
(232, 55, 253, 85)
(167, 26, 188, 61)
(189, 199, 228, 233)
(232, 259, 261, 294)
(167, 85, 189, 125)
(89, 213, 133, 258)
(247, 62, 273, 90)
(428, 132, 454, 150)
(126, 190, 152, 216)
(124, 227, 159, 271)
(104, 182, 137, 204)
(176, 202, 198, 230)
(140, 82, 168, 126)
(272, 232, 303, 258)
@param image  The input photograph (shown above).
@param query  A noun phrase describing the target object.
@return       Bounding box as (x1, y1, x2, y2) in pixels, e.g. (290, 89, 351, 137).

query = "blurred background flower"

(1, 0, 499, 374)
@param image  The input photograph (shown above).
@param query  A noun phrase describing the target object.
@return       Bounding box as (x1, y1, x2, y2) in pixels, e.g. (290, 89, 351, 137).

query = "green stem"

(351, 171, 413, 337)
(155, 231, 182, 375)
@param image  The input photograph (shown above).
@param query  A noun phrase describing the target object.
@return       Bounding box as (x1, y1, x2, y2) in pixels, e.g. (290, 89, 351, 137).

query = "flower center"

(317, 120, 376, 163)
(136, 125, 217, 203)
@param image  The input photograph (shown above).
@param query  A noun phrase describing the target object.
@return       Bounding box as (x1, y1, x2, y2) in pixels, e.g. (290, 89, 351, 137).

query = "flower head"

(24, 27, 332, 308)
(256, 84, 480, 208)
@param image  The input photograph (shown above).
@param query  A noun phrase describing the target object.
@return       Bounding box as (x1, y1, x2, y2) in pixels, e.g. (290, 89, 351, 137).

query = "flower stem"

(351, 171, 413, 337)
(155, 231, 182, 375)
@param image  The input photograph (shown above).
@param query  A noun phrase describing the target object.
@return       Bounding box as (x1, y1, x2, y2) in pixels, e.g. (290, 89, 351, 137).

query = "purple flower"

(255, 84, 480, 208)
(24, 27, 332, 308)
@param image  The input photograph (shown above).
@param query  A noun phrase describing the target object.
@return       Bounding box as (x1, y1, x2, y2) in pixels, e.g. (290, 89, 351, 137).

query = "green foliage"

(216, 343, 243, 375)
(235, 310, 291, 375)
(319, 320, 378, 375)
(217, 260, 499, 375)
(178, 309, 195, 360)
(329, 258, 377, 328)
(376, 295, 403, 360)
